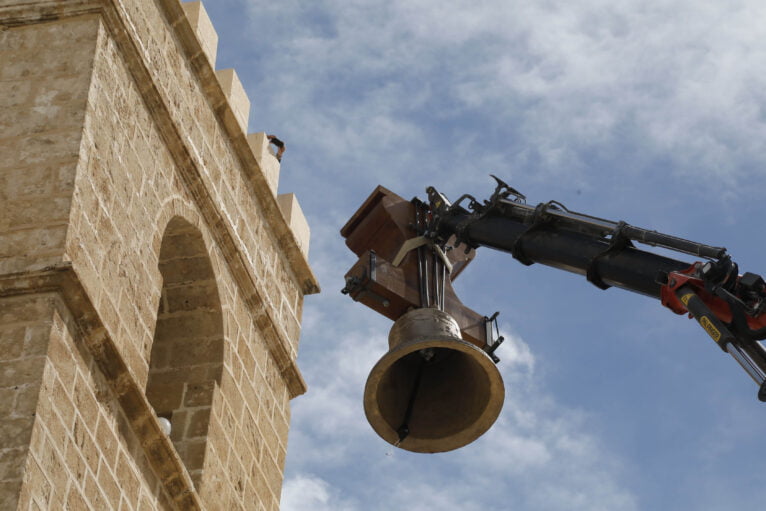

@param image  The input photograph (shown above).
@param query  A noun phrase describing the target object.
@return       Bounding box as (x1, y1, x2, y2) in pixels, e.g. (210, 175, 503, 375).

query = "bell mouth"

(363, 311, 504, 453)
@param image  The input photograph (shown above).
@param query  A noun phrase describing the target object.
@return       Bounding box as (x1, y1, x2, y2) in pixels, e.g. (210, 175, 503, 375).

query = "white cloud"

(281, 474, 357, 511)
(497, 328, 536, 375)
(241, 0, 766, 196)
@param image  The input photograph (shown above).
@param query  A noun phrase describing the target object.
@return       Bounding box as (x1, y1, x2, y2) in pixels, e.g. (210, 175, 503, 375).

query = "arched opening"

(145, 217, 223, 487)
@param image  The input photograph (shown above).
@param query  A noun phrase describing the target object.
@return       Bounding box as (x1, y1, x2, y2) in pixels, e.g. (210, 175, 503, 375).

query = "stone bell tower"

(0, 1, 319, 509)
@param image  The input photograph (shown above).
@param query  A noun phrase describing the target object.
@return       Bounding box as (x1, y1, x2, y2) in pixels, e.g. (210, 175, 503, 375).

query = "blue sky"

(201, 1, 766, 509)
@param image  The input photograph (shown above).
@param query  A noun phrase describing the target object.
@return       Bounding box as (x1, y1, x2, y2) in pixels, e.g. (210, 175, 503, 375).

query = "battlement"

(182, 1, 217, 68)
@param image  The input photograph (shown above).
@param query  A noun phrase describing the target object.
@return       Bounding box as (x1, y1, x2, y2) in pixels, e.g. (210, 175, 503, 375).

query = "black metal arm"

(424, 179, 766, 400)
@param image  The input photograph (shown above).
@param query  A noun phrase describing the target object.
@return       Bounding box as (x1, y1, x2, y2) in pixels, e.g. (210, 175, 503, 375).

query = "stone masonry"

(0, 1, 319, 509)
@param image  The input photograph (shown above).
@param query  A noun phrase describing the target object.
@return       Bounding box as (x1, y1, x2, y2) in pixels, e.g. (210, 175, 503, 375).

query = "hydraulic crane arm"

(427, 177, 766, 396)
(427, 178, 766, 321)
(341, 178, 766, 402)
(427, 184, 697, 298)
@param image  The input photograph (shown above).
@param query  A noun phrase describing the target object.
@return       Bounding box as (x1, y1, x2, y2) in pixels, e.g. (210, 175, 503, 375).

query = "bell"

(364, 308, 505, 453)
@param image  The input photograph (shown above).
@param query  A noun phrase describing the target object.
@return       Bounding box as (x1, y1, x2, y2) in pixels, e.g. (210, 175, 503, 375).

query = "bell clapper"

(395, 348, 435, 446)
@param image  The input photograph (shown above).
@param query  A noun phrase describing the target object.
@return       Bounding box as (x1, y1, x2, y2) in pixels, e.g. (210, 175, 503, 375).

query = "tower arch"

(145, 216, 224, 487)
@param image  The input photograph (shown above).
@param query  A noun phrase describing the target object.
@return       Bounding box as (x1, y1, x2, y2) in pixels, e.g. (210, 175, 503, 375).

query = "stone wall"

(0, 1, 318, 509)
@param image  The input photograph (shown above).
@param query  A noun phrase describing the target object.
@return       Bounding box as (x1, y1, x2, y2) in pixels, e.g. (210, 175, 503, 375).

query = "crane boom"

(341, 179, 766, 403)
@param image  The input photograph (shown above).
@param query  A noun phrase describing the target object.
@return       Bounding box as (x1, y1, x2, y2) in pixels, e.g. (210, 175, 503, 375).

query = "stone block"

(23, 323, 55, 358)
(183, 380, 215, 407)
(13, 383, 40, 416)
(277, 193, 310, 258)
(246, 132, 280, 196)
(163, 281, 219, 313)
(0, 295, 55, 325)
(0, 387, 16, 417)
(65, 485, 88, 509)
(0, 416, 35, 448)
(95, 418, 119, 469)
(146, 382, 184, 414)
(169, 410, 188, 442)
(216, 69, 250, 132)
(182, 1, 219, 69)
(159, 231, 209, 259)
(0, 356, 46, 388)
(158, 256, 215, 285)
(183, 438, 206, 470)
(0, 447, 25, 481)
(24, 458, 52, 507)
(0, 325, 25, 361)
(0, 481, 21, 511)
(185, 408, 211, 438)
(97, 466, 122, 506)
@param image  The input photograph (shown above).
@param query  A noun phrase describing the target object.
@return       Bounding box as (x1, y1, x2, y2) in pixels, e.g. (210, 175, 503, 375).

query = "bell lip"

(363, 334, 505, 454)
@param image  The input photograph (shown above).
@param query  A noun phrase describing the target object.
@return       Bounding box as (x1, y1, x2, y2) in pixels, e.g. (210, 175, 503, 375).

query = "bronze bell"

(364, 308, 505, 453)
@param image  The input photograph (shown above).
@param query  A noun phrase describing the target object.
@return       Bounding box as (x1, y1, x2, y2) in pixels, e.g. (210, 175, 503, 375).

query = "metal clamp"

(483, 312, 504, 363)
(586, 221, 633, 290)
(511, 201, 561, 266)
(341, 251, 390, 308)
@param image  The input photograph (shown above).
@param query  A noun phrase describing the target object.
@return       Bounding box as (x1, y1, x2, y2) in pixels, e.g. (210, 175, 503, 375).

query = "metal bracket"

(511, 201, 560, 266)
(489, 174, 526, 204)
(586, 221, 634, 290)
(483, 311, 504, 364)
(341, 251, 390, 308)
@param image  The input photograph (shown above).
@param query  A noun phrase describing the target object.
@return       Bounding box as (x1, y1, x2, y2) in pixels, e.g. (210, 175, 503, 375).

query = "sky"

(201, 1, 766, 509)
